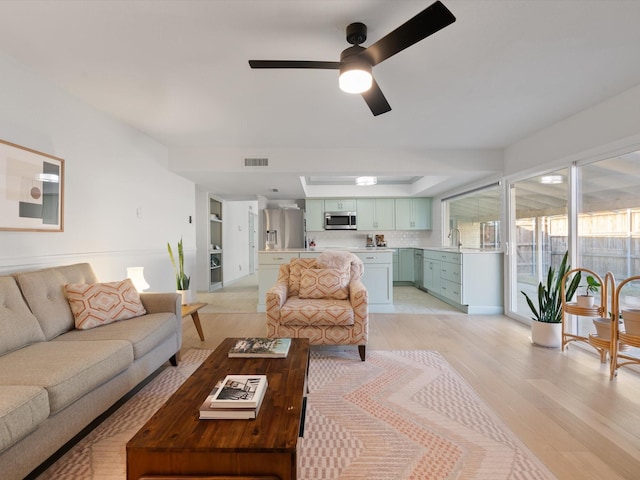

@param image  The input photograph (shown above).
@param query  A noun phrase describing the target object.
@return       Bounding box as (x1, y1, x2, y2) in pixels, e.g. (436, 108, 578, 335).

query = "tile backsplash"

(308, 230, 437, 248)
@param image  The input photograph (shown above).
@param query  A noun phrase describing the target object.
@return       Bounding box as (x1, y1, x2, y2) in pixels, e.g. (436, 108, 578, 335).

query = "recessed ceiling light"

(355, 176, 377, 186)
(540, 175, 563, 184)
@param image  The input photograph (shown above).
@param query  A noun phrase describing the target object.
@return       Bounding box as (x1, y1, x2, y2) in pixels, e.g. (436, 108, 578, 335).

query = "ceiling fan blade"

(249, 60, 340, 69)
(361, 78, 391, 116)
(363, 1, 456, 66)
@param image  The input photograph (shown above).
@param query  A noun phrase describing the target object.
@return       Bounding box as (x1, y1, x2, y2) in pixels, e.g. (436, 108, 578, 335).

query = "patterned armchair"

(265, 251, 368, 361)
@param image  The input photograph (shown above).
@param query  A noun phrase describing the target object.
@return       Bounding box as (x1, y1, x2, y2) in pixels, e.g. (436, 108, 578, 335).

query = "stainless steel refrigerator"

(263, 208, 305, 249)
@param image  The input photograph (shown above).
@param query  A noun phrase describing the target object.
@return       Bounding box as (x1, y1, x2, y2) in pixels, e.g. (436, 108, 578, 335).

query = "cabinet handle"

(273, 257, 284, 260)
(366, 256, 375, 260)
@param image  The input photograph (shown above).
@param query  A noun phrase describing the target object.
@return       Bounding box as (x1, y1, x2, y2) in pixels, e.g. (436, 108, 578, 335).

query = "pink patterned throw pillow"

(64, 278, 147, 330)
(298, 268, 350, 300)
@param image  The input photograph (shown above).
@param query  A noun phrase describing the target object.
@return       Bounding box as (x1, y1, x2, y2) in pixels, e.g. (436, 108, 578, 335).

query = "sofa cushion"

(299, 268, 349, 300)
(287, 258, 317, 297)
(0, 276, 46, 356)
(64, 278, 147, 330)
(280, 296, 355, 326)
(0, 386, 49, 454)
(15, 263, 98, 340)
(54, 312, 176, 359)
(0, 340, 133, 413)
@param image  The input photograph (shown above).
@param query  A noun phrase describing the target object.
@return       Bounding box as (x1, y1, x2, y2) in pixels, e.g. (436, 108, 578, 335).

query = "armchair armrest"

(349, 279, 369, 340)
(266, 281, 289, 337)
(266, 281, 289, 310)
(349, 279, 368, 307)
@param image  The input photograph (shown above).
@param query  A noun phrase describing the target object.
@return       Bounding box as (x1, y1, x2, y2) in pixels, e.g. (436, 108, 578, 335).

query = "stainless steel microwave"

(324, 211, 357, 230)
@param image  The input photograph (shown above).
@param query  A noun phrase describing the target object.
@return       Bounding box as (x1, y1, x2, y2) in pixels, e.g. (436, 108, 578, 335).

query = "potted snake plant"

(521, 251, 581, 347)
(168, 237, 191, 305)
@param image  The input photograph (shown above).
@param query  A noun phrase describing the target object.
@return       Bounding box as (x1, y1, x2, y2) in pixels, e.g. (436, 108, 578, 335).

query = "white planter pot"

(531, 320, 562, 348)
(622, 309, 640, 336)
(592, 317, 612, 340)
(177, 289, 190, 305)
(577, 295, 595, 308)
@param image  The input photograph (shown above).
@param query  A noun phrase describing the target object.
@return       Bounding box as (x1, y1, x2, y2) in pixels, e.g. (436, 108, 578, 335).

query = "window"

(577, 152, 640, 280)
(442, 183, 501, 249)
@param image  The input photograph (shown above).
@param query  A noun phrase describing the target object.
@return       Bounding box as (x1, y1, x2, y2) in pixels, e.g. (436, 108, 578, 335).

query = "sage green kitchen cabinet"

(394, 198, 432, 230)
(422, 248, 503, 314)
(305, 199, 324, 232)
(423, 254, 441, 292)
(323, 199, 356, 212)
(397, 248, 414, 282)
(357, 198, 395, 230)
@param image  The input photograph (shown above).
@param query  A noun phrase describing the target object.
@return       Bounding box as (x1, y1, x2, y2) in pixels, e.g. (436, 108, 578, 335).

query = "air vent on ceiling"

(244, 157, 269, 167)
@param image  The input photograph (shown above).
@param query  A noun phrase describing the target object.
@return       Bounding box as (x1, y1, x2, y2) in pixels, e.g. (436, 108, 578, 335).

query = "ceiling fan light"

(356, 176, 377, 186)
(339, 62, 372, 94)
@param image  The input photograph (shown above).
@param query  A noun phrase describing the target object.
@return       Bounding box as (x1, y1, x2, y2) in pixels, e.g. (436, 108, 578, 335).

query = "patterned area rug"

(303, 349, 556, 480)
(36, 349, 556, 479)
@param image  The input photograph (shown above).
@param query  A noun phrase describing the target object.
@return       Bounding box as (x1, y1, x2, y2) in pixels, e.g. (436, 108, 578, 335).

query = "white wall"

(222, 200, 259, 285)
(505, 83, 640, 176)
(0, 53, 196, 292)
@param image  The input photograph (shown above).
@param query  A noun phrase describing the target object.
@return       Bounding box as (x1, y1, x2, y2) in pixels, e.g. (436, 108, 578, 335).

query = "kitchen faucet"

(448, 228, 462, 249)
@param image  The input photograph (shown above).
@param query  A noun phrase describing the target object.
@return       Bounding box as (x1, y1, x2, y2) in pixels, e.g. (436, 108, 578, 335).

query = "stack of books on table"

(228, 337, 291, 358)
(199, 374, 268, 420)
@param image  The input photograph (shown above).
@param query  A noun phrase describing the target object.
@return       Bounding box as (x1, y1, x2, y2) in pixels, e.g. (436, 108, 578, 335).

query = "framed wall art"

(0, 139, 64, 232)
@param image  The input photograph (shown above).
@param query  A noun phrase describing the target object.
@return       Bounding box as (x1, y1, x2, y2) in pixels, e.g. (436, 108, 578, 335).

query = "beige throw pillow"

(298, 268, 350, 300)
(64, 278, 147, 330)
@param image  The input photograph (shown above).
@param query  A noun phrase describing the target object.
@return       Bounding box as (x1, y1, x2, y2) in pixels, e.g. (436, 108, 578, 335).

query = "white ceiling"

(2, 0, 640, 200)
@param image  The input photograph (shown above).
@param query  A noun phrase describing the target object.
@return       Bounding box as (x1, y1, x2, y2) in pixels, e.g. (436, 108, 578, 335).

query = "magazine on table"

(228, 337, 291, 358)
(198, 376, 268, 419)
(208, 374, 268, 409)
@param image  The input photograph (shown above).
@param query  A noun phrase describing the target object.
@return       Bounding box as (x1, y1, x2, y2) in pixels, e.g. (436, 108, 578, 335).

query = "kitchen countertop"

(259, 247, 502, 254)
(259, 247, 394, 253)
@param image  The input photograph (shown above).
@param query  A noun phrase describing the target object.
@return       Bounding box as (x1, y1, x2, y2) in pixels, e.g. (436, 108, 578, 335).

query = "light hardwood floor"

(185, 276, 640, 480)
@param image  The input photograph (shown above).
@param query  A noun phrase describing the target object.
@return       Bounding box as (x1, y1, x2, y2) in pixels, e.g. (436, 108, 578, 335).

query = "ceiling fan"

(249, 1, 456, 116)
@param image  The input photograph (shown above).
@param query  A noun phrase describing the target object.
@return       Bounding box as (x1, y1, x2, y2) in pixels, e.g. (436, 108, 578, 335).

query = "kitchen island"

(257, 248, 394, 313)
(420, 247, 504, 314)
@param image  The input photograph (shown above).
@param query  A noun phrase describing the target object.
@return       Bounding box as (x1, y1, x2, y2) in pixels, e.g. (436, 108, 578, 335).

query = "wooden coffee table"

(126, 337, 310, 480)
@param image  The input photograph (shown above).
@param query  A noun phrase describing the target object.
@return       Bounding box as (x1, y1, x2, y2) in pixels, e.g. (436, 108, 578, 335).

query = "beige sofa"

(0, 263, 181, 480)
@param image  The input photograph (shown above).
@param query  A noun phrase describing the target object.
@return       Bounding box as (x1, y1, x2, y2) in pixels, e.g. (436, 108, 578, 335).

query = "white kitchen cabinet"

(305, 199, 324, 232)
(394, 198, 432, 230)
(324, 199, 356, 212)
(356, 198, 395, 230)
(354, 251, 393, 309)
(257, 252, 300, 312)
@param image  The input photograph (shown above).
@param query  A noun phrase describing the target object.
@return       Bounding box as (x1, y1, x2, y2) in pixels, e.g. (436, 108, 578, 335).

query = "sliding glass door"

(510, 168, 569, 319)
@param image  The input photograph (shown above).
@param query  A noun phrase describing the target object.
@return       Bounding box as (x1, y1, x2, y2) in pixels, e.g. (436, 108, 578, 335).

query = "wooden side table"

(181, 302, 207, 341)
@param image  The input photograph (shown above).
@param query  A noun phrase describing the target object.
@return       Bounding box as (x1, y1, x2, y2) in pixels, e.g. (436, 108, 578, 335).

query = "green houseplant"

(521, 251, 581, 347)
(576, 275, 601, 308)
(167, 237, 190, 299)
